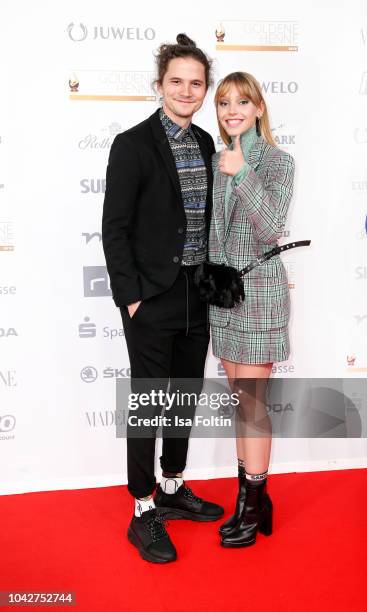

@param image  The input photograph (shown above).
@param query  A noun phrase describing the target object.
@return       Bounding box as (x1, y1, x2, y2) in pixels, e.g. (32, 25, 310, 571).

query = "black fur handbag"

(194, 240, 311, 309)
(194, 261, 244, 308)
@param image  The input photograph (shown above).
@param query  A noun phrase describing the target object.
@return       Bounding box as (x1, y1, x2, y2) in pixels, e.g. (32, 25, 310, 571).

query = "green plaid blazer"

(209, 136, 295, 333)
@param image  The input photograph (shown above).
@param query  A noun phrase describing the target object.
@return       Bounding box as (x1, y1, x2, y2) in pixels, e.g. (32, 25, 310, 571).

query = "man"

(102, 33, 223, 564)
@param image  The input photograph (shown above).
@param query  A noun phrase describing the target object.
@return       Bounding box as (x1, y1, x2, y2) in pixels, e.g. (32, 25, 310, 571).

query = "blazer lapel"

(149, 110, 183, 205)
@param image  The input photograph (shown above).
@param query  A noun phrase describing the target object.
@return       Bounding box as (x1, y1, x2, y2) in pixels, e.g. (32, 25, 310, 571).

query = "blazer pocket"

(227, 275, 290, 332)
(271, 277, 291, 328)
(209, 304, 230, 328)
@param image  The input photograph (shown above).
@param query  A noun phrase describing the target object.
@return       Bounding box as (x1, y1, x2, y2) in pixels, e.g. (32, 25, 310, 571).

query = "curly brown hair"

(154, 33, 213, 90)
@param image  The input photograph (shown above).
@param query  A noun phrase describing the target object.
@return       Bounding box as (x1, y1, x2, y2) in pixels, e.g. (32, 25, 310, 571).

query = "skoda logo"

(80, 366, 98, 383)
(67, 22, 88, 42)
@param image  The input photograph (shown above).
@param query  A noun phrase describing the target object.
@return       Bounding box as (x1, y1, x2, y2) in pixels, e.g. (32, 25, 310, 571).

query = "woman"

(209, 72, 295, 547)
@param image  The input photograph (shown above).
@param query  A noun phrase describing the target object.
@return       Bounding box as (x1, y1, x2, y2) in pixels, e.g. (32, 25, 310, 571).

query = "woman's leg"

(221, 359, 243, 460)
(233, 363, 273, 475)
(219, 360, 274, 544)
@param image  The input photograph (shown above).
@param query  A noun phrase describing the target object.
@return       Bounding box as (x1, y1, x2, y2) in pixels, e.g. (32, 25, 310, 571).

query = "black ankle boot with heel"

(219, 474, 247, 536)
(220, 479, 273, 547)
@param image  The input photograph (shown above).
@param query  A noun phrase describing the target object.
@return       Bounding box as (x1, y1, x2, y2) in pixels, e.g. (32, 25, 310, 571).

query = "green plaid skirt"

(211, 325, 290, 365)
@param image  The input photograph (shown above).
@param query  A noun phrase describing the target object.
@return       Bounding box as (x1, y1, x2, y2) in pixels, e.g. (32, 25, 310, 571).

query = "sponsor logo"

(271, 123, 296, 147)
(80, 366, 98, 383)
(0, 221, 15, 251)
(80, 366, 131, 382)
(79, 317, 124, 340)
(69, 74, 79, 92)
(271, 364, 295, 374)
(0, 414, 16, 432)
(0, 285, 16, 296)
(82, 232, 102, 244)
(83, 266, 111, 297)
(67, 23, 156, 42)
(215, 19, 299, 52)
(216, 122, 296, 149)
(283, 260, 296, 289)
(67, 22, 88, 42)
(68, 70, 156, 102)
(86, 411, 117, 427)
(262, 81, 298, 94)
(78, 122, 122, 151)
(355, 266, 367, 279)
(266, 402, 294, 413)
(0, 370, 17, 387)
(0, 328, 18, 338)
(79, 317, 96, 338)
(215, 23, 225, 43)
(103, 367, 131, 378)
(347, 355, 357, 368)
(216, 361, 296, 376)
(347, 314, 367, 372)
(80, 179, 106, 194)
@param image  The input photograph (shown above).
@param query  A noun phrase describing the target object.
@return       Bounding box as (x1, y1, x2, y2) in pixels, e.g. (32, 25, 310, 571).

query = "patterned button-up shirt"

(160, 108, 207, 265)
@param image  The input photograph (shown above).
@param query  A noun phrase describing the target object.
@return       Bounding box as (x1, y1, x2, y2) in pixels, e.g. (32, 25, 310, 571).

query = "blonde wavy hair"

(214, 72, 276, 147)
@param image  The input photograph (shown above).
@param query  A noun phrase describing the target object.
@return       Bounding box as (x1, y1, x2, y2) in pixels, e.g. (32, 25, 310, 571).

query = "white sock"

(135, 496, 155, 517)
(161, 476, 183, 494)
(245, 470, 268, 483)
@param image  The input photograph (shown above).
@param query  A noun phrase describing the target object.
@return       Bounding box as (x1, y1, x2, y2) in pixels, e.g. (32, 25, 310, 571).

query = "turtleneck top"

(224, 124, 258, 209)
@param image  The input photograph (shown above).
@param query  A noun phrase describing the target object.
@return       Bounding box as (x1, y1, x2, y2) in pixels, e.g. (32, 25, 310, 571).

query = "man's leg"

(121, 303, 173, 499)
(160, 321, 209, 477)
(154, 268, 224, 521)
(120, 301, 178, 563)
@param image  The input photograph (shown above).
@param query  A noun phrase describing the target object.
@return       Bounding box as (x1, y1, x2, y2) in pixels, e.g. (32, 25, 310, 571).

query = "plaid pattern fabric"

(211, 325, 290, 364)
(209, 136, 295, 333)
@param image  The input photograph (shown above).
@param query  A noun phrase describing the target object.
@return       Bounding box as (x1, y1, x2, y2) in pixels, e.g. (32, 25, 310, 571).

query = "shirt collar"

(159, 108, 193, 141)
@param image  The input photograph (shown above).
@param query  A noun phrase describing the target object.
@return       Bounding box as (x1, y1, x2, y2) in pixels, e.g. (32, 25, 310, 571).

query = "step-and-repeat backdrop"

(1, 0, 366, 494)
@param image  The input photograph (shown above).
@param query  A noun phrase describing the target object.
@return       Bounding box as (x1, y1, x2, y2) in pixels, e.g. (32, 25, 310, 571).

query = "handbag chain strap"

(239, 240, 311, 277)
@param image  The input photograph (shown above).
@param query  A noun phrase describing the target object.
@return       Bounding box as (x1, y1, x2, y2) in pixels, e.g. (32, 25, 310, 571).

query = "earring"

(256, 116, 261, 136)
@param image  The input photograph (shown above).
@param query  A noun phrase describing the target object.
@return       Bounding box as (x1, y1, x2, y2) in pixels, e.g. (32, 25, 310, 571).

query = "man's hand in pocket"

(127, 301, 142, 318)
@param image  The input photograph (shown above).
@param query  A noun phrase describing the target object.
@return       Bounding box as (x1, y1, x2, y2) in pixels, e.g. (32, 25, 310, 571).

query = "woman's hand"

(218, 135, 245, 176)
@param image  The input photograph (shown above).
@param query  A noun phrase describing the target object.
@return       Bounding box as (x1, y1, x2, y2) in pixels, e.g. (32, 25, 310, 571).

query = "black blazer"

(102, 109, 215, 307)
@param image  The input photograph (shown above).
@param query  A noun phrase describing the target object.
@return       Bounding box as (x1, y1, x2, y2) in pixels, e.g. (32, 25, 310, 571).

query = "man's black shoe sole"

(156, 507, 224, 522)
(127, 527, 177, 564)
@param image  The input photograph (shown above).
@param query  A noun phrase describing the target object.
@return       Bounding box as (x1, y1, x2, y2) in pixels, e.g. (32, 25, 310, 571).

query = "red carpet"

(1, 470, 366, 611)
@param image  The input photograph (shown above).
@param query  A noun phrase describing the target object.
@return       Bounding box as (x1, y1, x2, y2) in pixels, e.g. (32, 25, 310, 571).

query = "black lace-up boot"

(155, 482, 224, 521)
(127, 509, 177, 563)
